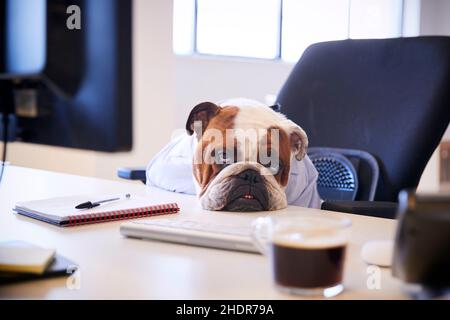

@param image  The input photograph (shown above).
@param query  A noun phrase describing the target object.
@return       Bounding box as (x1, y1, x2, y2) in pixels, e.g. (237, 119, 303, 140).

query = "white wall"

(420, 0, 450, 35)
(174, 56, 292, 128)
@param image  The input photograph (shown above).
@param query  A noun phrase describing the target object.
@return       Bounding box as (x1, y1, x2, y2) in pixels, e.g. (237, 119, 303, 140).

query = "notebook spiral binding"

(67, 203, 180, 227)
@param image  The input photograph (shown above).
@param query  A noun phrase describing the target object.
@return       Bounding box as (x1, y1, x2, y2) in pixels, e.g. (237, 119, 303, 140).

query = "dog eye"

(262, 161, 280, 175)
(215, 150, 233, 166)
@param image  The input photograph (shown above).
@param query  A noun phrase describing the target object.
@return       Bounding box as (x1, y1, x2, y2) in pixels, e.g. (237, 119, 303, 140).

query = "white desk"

(0, 166, 405, 299)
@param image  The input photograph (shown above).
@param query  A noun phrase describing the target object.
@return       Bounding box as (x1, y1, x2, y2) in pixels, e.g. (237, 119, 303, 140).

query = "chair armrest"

(321, 200, 398, 219)
(117, 167, 147, 184)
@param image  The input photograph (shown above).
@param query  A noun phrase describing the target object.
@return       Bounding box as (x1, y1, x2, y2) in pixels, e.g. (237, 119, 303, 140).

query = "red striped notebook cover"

(14, 195, 180, 227)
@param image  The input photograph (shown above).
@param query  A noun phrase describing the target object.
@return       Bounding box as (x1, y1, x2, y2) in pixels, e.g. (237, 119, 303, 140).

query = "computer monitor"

(0, 0, 132, 152)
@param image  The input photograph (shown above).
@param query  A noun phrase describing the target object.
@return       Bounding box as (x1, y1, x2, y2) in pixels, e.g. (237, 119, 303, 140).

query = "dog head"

(186, 99, 308, 212)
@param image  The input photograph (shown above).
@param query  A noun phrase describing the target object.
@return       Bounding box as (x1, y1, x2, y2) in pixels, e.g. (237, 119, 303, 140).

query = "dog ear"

(269, 103, 281, 113)
(186, 102, 221, 138)
(282, 120, 308, 161)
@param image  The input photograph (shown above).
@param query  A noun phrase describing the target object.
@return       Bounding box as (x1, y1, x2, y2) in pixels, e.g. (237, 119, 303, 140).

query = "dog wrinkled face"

(186, 100, 308, 212)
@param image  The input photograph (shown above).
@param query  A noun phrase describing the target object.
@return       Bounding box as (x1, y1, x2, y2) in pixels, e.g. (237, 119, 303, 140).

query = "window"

(197, 0, 281, 59)
(174, 0, 407, 63)
(349, 0, 403, 39)
(281, 0, 350, 62)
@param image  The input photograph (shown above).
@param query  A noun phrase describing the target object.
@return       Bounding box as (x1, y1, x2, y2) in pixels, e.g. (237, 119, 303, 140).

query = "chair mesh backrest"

(308, 147, 379, 201)
(313, 157, 357, 190)
(309, 152, 358, 201)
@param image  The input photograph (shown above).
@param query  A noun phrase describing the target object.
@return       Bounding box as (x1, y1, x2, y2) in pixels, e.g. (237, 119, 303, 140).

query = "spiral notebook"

(14, 194, 180, 227)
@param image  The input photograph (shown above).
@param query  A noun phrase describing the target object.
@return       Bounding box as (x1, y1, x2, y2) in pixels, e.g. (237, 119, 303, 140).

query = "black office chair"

(119, 37, 450, 219)
(276, 36, 450, 218)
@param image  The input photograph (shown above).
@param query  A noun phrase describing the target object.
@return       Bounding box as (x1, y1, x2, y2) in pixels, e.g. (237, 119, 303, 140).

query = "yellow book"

(0, 243, 56, 274)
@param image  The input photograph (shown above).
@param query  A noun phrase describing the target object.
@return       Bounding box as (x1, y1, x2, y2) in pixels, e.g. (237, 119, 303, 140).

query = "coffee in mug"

(252, 215, 351, 297)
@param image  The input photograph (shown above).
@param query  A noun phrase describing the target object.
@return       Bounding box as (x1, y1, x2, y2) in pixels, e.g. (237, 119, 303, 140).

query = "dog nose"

(237, 169, 261, 184)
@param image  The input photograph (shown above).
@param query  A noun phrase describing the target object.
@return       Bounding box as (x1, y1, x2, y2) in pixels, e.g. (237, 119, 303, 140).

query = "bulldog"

(146, 99, 321, 211)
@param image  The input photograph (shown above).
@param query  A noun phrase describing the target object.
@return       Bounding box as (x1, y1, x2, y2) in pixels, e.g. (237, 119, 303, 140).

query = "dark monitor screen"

(0, 0, 132, 152)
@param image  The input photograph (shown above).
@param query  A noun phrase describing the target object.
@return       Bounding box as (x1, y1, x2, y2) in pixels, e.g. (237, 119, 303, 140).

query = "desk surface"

(0, 166, 405, 299)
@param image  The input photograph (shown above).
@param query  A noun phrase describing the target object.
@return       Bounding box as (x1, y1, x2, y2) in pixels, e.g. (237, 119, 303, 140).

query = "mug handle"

(251, 217, 271, 255)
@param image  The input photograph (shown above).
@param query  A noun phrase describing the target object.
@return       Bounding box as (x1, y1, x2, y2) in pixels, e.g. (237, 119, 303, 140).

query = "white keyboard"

(120, 219, 259, 254)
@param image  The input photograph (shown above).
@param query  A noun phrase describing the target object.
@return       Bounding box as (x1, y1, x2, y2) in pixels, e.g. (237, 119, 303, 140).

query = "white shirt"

(146, 134, 322, 209)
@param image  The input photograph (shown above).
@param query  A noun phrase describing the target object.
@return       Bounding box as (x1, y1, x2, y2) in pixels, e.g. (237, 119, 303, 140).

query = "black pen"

(75, 193, 131, 210)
